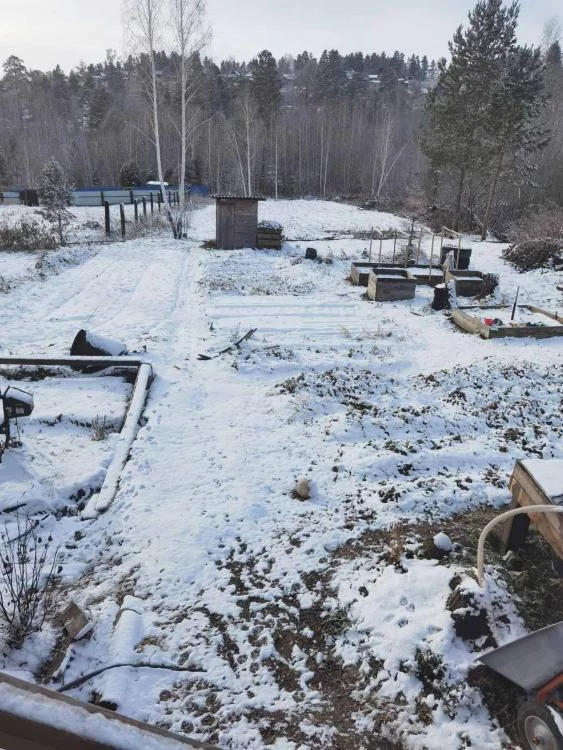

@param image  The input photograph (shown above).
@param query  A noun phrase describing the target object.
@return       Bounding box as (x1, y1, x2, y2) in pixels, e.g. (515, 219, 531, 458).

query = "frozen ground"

(0, 200, 561, 749)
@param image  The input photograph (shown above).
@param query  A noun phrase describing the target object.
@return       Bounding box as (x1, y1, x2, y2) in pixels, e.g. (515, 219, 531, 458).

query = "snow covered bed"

(452, 304, 563, 339)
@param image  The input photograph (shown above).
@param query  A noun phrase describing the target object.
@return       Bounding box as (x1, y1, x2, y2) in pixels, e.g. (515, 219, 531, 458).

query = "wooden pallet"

(256, 226, 283, 249)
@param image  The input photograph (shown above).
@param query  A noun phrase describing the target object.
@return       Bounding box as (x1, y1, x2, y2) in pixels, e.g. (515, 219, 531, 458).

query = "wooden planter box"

(502, 458, 563, 559)
(367, 269, 416, 301)
(445, 269, 485, 297)
(0, 672, 217, 750)
(407, 265, 444, 286)
(451, 305, 563, 339)
(351, 262, 405, 286)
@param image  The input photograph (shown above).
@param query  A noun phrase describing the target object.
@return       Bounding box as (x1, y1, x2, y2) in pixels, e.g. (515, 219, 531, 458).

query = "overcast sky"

(1, 0, 560, 72)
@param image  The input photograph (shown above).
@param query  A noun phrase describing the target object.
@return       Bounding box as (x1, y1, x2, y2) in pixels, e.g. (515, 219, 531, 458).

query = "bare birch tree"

(169, 0, 209, 237)
(124, 0, 177, 236)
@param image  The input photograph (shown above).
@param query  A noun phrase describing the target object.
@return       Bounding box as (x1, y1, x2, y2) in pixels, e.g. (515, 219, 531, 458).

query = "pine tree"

(250, 50, 281, 121)
(422, 0, 546, 234)
(119, 160, 143, 187)
(37, 158, 74, 228)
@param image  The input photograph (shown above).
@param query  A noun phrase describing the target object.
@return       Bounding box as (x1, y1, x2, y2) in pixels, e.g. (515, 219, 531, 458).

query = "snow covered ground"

(0, 199, 561, 749)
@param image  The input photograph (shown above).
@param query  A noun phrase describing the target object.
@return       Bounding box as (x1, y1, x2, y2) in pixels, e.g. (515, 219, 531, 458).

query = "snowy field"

(0, 199, 561, 749)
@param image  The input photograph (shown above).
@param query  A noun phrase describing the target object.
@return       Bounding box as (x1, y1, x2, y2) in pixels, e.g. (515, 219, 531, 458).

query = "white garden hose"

(477, 505, 563, 586)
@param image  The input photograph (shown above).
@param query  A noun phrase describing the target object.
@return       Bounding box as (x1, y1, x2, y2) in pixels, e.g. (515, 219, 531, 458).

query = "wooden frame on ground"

(451, 305, 563, 339)
(0, 356, 153, 518)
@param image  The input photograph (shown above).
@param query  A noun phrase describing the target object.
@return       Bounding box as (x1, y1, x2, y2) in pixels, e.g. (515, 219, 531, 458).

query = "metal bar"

(0, 356, 148, 368)
(537, 672, 563, 704)
(104, 201, 110, 236)
(378, 237, 382, 264)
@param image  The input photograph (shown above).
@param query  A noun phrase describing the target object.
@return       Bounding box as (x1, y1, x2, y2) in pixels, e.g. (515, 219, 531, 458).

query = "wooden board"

(506, 460, 563, 558)
(0, 672, 217, 750)
(451, 305, 563, 340)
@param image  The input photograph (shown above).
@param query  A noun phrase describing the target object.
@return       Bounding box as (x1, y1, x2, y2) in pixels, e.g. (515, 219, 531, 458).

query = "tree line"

(0, 0, 561, 237)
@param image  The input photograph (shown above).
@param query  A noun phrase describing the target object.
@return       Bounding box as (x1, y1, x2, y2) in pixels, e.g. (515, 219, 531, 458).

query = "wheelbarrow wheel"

(517, 700, 563, 750)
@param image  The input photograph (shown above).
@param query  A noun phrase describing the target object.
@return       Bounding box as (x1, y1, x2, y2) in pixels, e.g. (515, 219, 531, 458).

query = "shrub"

(119, 160, 143, 188)
(0, 218, 59, 251)
(503, 209, 563, 272)
(0, 516, 60, 648)
(37, 157, 74, 229)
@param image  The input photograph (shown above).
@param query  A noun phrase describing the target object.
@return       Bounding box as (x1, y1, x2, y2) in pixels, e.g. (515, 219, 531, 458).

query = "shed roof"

(213, 195, 266, 201)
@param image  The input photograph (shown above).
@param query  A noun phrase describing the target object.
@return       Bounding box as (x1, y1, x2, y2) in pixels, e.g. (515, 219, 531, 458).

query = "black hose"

(57, 662, 204, 693)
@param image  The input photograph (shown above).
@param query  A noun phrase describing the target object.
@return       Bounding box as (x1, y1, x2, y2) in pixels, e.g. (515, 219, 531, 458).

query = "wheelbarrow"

(478, 621, 563, 749)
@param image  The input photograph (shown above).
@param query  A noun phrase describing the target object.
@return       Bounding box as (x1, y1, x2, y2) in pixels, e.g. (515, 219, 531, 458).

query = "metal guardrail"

(0, 188, 182, 208)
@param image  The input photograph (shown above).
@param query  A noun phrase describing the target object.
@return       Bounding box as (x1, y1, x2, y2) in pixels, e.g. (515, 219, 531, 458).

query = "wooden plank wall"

(216, 199, 258, 249)
(234, 200, 258, 248)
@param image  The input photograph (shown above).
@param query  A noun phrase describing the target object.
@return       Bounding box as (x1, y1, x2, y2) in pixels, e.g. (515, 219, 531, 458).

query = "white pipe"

(477, 505, 563, 586)
(82, 363, 153, 519)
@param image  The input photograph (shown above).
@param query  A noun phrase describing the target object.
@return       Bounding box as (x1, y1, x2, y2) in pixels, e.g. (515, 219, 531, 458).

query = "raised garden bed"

(451, 305, 563, 339)
(407, 265, 444, 286)
(445, 269, 485, 297)
(367, 269, 416, 301)
(350, 262, 405, 286)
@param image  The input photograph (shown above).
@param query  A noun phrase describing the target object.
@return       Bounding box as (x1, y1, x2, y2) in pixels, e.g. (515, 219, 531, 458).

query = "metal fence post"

(134, 200, 139, 223)
(104, 201, 110, 237)
(130, 189, 134, 205)
(150, 193, 154, 214)
(142, 197, 147, 217)
(120, 203, 126, 239)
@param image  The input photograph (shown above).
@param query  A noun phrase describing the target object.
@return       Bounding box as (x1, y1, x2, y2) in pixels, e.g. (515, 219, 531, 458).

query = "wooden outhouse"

(215, 196, 264, 249)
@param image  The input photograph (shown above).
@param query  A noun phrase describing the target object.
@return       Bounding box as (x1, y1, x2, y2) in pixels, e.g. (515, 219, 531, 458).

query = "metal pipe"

(477, 506, 563, 586)
(82, 363, 153, 519)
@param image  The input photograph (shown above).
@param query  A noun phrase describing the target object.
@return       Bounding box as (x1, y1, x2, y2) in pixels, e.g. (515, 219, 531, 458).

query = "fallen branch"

(197, 328, 257, 361)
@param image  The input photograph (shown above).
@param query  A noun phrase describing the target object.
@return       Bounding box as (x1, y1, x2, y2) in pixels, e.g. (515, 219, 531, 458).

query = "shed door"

(218, 201, 235, 249)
